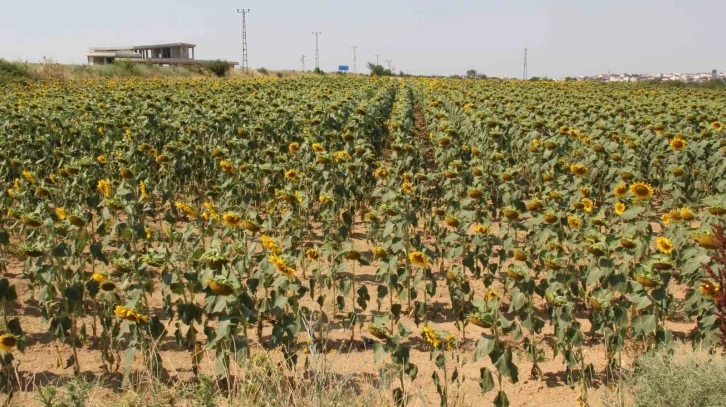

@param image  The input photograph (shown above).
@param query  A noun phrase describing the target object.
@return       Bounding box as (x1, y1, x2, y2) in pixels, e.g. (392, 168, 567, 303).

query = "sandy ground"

(0, 216, 697, 407)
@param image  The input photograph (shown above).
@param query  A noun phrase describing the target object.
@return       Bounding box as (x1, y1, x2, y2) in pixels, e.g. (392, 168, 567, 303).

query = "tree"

(466, 69, 478, 79)
(205, 60, 231, 77)
(367, 63, 392, 77)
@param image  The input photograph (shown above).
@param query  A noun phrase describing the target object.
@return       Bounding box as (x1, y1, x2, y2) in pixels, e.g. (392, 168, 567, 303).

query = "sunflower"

(0, 334, 17, 352)
(260, 235, 281, 254)
(202, 202, 220, 221)
(55, 207, 66, 221)
(139, 181, 150, 200)
(629, 181, 654, 200)
(284, 169, 298, 182)
(22, 170, 36, 184)
(408, 251, 429, 267)
(91, 272, 108, 283)
(680, 207, 695, 221)
(402, 182, 413, 194)
(656, 237, 674, 254)
(474, 224, 488, 234)
(570, 163, 588, 177)
(372, 247, 387, 259)
(205, 279, 235, 296)
(174, 202, 198, 219)
(422, 325, 441, 349)
(114, 305, 149, 323)
(581, 198, 594, 213)
(96, 155, 107, 165)
(373, 168, 389, 178)
(711, 121, 723, 132)
(220, 160, 235, 174)
(613, 183, 628, 198)
(332, 150, 351, 163)
(312, 142, 325, 153)
(97, 179, 111, 198)
(288, 142, 300, 153)
(567, 215, 582, 229)
(223, 212, 241, 227)
(614, 202, 626, 215)
(669, 136, 687, 151)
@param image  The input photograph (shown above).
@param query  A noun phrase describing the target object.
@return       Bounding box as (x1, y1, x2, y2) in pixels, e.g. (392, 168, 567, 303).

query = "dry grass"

(602, 344, 726, 407)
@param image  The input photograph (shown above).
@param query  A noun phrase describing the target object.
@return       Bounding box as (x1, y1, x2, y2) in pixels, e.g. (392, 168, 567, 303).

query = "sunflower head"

(655, 237, 674, 254)
(680, 207, 696, 221)
(614, 202, 626, 216)
(0, 334, 18, 352)
(570, 163, 588, 177)
(567, 215, 582, 229)
(409, 251, 429, 268)
(223, 212, 242, 227)
(629, 181, 654, 200)
(613, 183, 628, 198)
(669, 136, 687, 151)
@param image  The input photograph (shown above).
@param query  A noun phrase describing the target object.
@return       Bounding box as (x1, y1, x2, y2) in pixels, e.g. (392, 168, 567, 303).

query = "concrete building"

(85, 43, 237, 67)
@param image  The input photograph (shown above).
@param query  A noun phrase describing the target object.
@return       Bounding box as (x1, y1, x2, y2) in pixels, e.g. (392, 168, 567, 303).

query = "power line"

(351, 45, 358, 73)
(523, 48, 528, 80)
(375, 54, 380, 65)
(301, 55, 305, 72)
(236, 8, 250, 72)
(312, 32, 321, 70)
(385, 59, 392, 72)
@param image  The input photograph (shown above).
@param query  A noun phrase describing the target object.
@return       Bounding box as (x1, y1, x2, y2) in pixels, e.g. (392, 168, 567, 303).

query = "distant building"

(85, 42, 237, 67)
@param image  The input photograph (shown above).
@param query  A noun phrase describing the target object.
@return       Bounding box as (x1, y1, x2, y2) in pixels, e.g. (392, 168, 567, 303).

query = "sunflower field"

(1, 76, 726, 406)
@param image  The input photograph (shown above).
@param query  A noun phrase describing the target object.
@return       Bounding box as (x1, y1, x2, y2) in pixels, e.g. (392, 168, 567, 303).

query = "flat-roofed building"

(86, 43, 237, 67)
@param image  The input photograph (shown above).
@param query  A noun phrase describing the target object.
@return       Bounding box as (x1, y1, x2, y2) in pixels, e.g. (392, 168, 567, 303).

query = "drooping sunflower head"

(613, 183, 628, 198)
(372, 247, 388, 259)
(669, 136, 687, 151)
(312, 142, 325, 153)
(284, 169, 298, 182)
(220, 160, 235, 174)
(570, 163, 588, 177)
(655, 236, 674, 254)
(373, 167, 389, 179)
(474, 224, 489, 234)
(711, 121, 723, 132)
(408, 251, 429, 268)
(629, 181, 654, 200)
(223, 212, 242, 227)
(680, 207, 696, 221)
(288, 142, 300, 154)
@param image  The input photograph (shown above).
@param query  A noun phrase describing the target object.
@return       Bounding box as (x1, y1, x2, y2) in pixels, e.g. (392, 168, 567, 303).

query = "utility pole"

(312, 32, 321, 70)
(236, 8, 250, 72)
(385, 59, 392, 72)
(301, 55, 305, 72)
(351, 45, 358, 73)
(523, 48, 528, 80)
(375, 54, 380, 65)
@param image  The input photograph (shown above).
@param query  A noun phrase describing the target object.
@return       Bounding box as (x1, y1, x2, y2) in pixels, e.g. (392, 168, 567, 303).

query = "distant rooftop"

(90, 43, 196, 52)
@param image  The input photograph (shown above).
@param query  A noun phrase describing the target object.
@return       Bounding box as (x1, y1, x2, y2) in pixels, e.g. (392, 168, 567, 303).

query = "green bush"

(603, 347, 726, 407)
(257, 67, 269, 76)
(205, 60, 232, 78)
(0, 59, 37, 83)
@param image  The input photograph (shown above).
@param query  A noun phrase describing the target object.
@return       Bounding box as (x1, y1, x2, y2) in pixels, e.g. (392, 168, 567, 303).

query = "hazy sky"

(2, 0, 724, 77)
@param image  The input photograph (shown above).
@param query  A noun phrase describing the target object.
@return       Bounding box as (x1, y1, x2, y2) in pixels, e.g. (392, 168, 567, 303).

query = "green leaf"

(479, 367, 495, 393)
